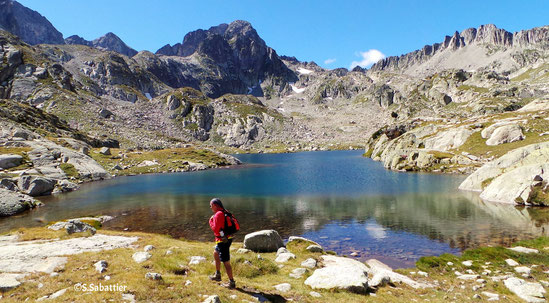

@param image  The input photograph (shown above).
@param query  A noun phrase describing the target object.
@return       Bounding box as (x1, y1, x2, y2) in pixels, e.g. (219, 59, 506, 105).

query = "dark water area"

(2, 150, 549, 268)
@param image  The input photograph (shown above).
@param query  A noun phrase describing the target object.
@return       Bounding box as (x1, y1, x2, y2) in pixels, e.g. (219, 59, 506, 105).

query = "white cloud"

(350, 49, 386, 69)
(324, 58, 336, 65)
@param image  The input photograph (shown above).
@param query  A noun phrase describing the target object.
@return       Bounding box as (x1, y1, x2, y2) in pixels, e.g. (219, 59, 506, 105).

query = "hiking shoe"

(209, 272, 221, 282)
(228, 279, 236, 289)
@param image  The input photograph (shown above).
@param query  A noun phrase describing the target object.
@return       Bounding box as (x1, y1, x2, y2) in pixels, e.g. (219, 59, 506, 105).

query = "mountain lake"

(2, 150, 548, 268)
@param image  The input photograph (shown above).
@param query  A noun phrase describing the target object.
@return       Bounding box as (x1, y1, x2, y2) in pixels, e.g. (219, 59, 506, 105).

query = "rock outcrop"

(460, 142, 549, 205)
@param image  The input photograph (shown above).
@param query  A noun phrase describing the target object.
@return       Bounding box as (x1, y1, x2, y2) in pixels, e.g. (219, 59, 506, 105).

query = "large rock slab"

(0, 188, 37, 217)
(243, 230, 284, 252)
(0, 234, 138, 273)
(504, 277, 545, 302)
(0, 154, 23, 169)
(366, 259, 431, 289)
(460, 142, 549, 204)
(424, 126, 474, 151)
(480, 164, 549, 204)
(304, 255, 369, 294)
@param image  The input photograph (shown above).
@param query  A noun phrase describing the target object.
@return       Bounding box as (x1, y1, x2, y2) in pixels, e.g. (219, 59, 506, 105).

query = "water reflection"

(1, 151, 549, 268)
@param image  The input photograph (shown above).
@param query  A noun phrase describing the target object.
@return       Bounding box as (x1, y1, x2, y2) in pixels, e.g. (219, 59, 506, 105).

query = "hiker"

(208, 198, 237, 288)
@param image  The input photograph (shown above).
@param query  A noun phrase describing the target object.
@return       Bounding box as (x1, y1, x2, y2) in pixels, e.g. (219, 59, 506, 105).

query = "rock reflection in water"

(93, 192, 549, 268)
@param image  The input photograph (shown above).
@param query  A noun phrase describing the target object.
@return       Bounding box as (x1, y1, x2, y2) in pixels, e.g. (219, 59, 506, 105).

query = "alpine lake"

(2, 150, 549, 268)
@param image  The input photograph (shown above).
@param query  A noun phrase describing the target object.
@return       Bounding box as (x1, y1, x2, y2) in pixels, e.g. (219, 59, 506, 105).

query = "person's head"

(210, 198, 225, 212)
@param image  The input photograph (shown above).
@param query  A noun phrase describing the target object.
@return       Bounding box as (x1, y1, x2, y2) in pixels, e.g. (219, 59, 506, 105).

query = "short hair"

(210, 198, 225, 209)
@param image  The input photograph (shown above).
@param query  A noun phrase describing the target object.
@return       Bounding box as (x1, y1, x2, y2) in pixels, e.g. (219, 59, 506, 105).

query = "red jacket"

(209, 210, 233, 242)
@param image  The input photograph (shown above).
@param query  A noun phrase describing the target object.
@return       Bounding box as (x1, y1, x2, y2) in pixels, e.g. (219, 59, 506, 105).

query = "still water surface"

(2, 150, 549, 268)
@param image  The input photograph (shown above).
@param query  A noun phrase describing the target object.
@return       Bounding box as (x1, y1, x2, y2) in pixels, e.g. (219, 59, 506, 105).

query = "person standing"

(208, 198, 236, 289)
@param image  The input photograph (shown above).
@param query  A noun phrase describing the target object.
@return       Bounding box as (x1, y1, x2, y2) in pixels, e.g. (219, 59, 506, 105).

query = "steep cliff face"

(65, 32, 138, 57)
(0, 0, 64, 45)
(370, 24, 549, 75)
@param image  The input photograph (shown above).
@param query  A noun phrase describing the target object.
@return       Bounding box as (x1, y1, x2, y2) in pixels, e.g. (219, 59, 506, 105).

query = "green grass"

(457, 85, 489, 93)
(60, 163, 80, 179)
(427, 151, 454, 159)
(89, 147, 233, 176)
(527, 183, 549, 206)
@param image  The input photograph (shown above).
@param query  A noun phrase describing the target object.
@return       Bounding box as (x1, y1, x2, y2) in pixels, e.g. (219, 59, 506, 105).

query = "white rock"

(504, 277, 546, 302)
(275, 252, 296, 263)
(486, 124, 524, 146)
(276, 247, 289, 256)
(417, 271, 428, 277)
(366, 259, 431, 289)
(202, 295, 221, 303)
(0, 274, 22, 291)
(144, 245, 155, 252)
(505, 259, 519, 267)
(447, 262, 454, 266)
(301, 258, 317, 269)
(289, 268, 307, 279)
(122, 293, 136, 303)
(189, 256, 206, 265)
(49, 288, 67, 299)
(132, 252, 151, 263)
(458, 274, 480, 280)
(508, 246, 539, 254)
(236, 248, 251, 254)
(481, 291, 499, 301)
(274, 283, 292, 292)
(145, 272, 162, 280)
(309, 291, 322, 298)
(185, 280, 192, 286)
(166, 250, 173, 255)
(305, 255, 369, 293)
(94, 260, 108, 273)
(462, 260, 473, 267)
(515, 266, 532, 276)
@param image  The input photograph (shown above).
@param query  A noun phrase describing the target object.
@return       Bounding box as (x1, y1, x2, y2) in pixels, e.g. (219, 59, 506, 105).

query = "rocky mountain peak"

(0, 0, 64, 45)
(150, 20, 297, 98)
(370, 24, 549, 74)
(65, 32, 138, 57)
(92, 32, 137, 57)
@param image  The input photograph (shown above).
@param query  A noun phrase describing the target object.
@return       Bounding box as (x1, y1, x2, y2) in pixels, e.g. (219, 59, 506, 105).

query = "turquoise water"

(2, 150, 548, 268)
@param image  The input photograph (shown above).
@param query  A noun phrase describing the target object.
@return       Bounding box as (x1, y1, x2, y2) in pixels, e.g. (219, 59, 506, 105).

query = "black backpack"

(222, 211, 240, 236)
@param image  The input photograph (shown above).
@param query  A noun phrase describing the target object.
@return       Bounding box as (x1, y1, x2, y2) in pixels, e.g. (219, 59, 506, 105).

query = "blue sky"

(18, 0, 549, 69)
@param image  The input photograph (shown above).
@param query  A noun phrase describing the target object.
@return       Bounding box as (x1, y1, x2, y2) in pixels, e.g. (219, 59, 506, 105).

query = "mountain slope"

(0, 0, 64, 45)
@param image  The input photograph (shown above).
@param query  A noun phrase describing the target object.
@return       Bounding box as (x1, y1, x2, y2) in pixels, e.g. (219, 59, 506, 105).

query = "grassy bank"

(3, 225, 549, 302)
